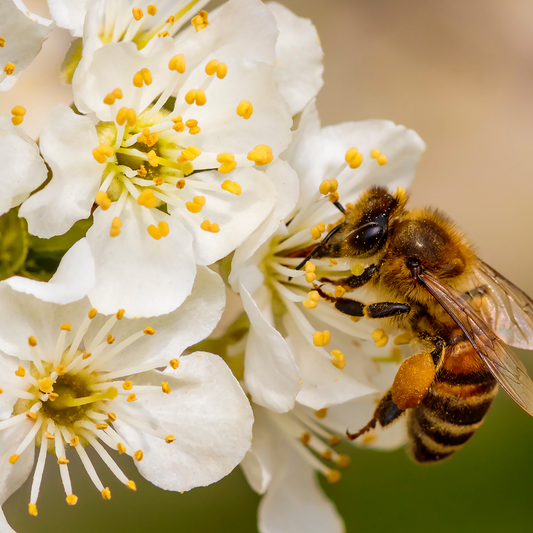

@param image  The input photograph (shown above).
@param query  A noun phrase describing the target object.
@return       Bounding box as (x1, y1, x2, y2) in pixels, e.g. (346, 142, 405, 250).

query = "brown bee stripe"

(408, 414, 458, 463)
(414, 406, 475, 446)
(437, 369, 494, 386)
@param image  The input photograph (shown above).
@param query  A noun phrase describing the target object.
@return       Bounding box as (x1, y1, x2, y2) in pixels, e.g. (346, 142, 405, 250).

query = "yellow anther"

(166, 15, 175, 24)
(221, 180, 242, 195)
(322, 449, 332, 460)
(302, 290, 320, 310)
(313, 330, 331, 347)
(185, 119, 198, 128)
(308, 290, 320, 301)
(200, 220, 220, 233)
(55, 365, 66, 375)
(127, 394, 137, 402)
(191, 10, 209, 31)
(173, 121, 185, 132)
(48, 393, 58, 401)
(157, 220, 170, 237)
(314, 408, 328, 419)
(38, 378, 54, 394)
(394, 332, 411, 345)
(15, 366, 25, 377)
(370, 148, 381, 159)
(168, 54, 186, 73)
(96, 423, 109, 431)
(153, 177, 164, 186)
(345, 147, 364, 169)
(114, 311, 125, 324)
(101, 488, 112, 500)
(205, 59, 220, 76)
(110, 216, 123, 238)
(132, 7, 143, 20)
(0, 387, 3, 394)
(88, 308, 97, 319)
(329, 435, 341, 447)
(137, 189, 158, 209)
(133, 68, 152, 88)
(28, 503, 37, 516)
(377, 154, 388, 166)
(169, 358, 180, 369)
(319, 179, 338, 195)
(82, 351, 92, 360)
(216, 63, 228, 79)
(158, 30, 170, 38)
(134, 450, 144, 461)
(106, 334, 115, 345)
(44, 431, 54, 440)
(137, 165, 147, 178)
(0, 37, 5, 47)
(305, 272, 317, 283)
(123, 381, 133, 391)
(182, 162, 194, 175)
(103, 93, 116, 105)
(351, 264, 365, 276)
(176, 179, 186, 189)
(161, 382, 171, 394)
(331, 349, 346, 369)
(107, 412, 117, 422)
(70, 436, 80, 447)
(329, 191, 340, 203)
(9, 454, 19, 464)
(116, 107, 137, 127)
(147, 224, 162, 240)
(57, 457, 69, 465)
(333, 286, 346, 298)
(26, 413, 37, 422)
(28, 335, 37, 347)
(117, 442, 127, 454)
(305, 262, 316, 273)
(217, 152, 237, 174)
(3, 63, 14, 75)
(147, 150, 158, 167)
(302, 299, 317, 309)
(112, 88, 123, 99)
(301, 432, 311, 445)
(179, 145, 201, 161)
(186, 196, 206, 213)
(165, 435, 176, 444)
(147, 4, 157, 15)
(372, 329, 389, 348)
(185, 88, 206, 106)
(143, 326, 155, 335)
(310, 223, 325, 240)
(189, 126, 201, 135)
(126, 480, 137, 491)
(327, 470, 341, 484)
(247, 145, 273, 166)
(337, 455, 350, 468)
(11, 106, 26, 125)
(66, 494, 78, 506)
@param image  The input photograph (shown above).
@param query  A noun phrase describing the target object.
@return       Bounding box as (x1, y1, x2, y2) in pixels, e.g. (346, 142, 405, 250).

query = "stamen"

(200, 220, 220, 233)
(236, 100, 253, 119)
(29, 425, 49, 512)
(331, 349, 346, 369)
(312, 330, 331, 347)
(217, 153, 237, 174)
(372, 329, 388, 348)
(11, 105, 26, 126)
(247, 145, 273, 166)
(4, 63, 15, 75)
(132, 7, 143, 21)
(168, 54, 186, 73)
(345, 147, 363, 169)
(95, 191, 112, 210)
(186, 196, 206, 213)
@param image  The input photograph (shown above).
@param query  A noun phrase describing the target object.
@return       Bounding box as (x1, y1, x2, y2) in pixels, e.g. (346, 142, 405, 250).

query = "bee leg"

(320, 264, 378, 290)
(346, 390, 404, 440)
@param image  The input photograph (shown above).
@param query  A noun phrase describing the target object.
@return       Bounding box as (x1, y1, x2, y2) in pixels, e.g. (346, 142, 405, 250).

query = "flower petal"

(240, 266, 300, 413)
(113, 352, 253, 491)
(19, 104, 102, 238)
(87, 200, 196, 318)
(2, 238, 95, 305)
(172, 167, 277, 266)
(0, 115, 47, 216)
(85, 266, 225, 372)
(267, 2, 324, 116)
(0, 0, 54, 91)
(258, 446, 344, 533)
(0, 353, 23, 419)
(46, 0, 87, 37)
(231, 159, 299, 275)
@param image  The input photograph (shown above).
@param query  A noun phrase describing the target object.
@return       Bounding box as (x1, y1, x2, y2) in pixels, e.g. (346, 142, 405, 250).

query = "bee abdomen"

(408, 373, 498, 463)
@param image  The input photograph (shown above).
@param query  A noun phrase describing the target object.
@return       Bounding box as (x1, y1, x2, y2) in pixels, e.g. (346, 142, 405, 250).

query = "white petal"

(267, 2, 324, 116)
(47, 0, 88, 37)
(74, 40, 176, 120)
(240, 404, 282, 494)
(0, 0, 54, 91)
(231, 159, 299, 272)
(87, 200, 196, 318)
(19, 104, 102, 238)
(258, 447, 344, 533)
(0, 353, 22, 419)
(172, 167, 277, 265)
(0, 286, 90, 360)
(240, 266, 300, 413)
(174, 51, 292, 156)
(0, 115, 47, 215)
(290, 116, 426, 211)
(2, 238, 95, 304)
(284, 316, 375, 410)
(85, 266, 225, 372)
(113, 352, 253, 491)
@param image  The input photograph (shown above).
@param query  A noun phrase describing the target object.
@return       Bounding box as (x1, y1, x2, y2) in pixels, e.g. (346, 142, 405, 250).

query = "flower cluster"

(0, 1, 425, 532)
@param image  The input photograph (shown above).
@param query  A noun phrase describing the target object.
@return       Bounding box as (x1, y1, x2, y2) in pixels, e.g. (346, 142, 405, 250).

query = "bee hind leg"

(346, 390, 404, 440)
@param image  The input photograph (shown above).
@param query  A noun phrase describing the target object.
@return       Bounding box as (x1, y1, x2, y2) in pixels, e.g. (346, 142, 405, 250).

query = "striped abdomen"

(408, 341, 498, 463)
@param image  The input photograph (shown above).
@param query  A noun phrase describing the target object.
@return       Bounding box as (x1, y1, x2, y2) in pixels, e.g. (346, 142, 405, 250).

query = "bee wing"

(418, 272, 533, 417)
(472, 262, 533, 349)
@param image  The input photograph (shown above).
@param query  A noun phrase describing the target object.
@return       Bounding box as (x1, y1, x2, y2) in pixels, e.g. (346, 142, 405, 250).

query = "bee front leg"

(346, 390, 404, 440)
(320, 264, 378, 290)
(314, 286, 410, 319)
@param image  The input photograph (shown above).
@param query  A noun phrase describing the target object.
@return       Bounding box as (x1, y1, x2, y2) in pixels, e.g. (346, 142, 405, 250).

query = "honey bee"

(297, 186, 533, 463)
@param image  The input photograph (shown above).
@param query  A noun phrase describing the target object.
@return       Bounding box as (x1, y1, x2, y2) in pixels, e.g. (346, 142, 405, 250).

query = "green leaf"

(0, 208, 29, 281)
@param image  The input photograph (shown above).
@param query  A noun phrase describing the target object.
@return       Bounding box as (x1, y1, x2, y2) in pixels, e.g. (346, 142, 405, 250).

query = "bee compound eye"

(348, 223, 386, 255)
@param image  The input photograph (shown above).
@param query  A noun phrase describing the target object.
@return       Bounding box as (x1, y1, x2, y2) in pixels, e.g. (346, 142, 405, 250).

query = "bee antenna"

(333, 201, 346, 214)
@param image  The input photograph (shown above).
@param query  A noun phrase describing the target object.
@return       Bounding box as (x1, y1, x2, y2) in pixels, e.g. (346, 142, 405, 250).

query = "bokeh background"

(3, 0, 533, 531)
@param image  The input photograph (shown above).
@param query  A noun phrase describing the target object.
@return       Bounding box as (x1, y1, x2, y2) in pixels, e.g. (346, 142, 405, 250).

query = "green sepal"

(0, 208, 29, 281)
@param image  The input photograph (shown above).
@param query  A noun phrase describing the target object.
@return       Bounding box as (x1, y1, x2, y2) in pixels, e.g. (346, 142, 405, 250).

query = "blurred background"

(3, 0, 533, 531)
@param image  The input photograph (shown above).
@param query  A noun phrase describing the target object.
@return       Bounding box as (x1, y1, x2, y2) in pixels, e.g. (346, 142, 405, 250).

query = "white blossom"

(0, 266, 253, 528)
(0, 0, 54, 91)
(19, 0, 296, 318)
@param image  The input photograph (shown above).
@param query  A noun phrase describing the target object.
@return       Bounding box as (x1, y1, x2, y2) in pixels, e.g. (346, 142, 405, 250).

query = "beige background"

(4, 0, 533, 293)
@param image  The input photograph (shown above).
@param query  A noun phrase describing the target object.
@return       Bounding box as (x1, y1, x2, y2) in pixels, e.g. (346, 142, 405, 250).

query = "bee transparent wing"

(418, 272, 533, 417)
(472, 262, 533, 349)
